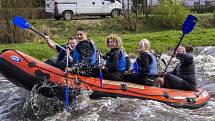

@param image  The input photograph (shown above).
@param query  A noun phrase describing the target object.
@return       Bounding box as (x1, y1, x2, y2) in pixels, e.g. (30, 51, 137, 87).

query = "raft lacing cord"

(13, 50, 205, 101)
(193, 89, 206, 99)
(76, 81, 206, 101)
(14, 50, 66, 77)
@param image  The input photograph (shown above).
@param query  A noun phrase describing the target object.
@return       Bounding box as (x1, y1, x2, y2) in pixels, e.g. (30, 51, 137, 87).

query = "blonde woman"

(133, 39, 158, 85)
(103, 33, 126, 81)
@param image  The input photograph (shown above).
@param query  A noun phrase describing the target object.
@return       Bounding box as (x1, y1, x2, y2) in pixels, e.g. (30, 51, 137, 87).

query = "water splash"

(1, 47, 215, 121)
(21, 80, 64, 120)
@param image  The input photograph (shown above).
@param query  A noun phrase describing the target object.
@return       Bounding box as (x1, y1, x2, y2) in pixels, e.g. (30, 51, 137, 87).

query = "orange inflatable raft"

(0, 49, 210, 108)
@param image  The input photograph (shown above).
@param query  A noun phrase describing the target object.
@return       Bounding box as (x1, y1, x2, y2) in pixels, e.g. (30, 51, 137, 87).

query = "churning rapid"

(0, 47, 215, 121)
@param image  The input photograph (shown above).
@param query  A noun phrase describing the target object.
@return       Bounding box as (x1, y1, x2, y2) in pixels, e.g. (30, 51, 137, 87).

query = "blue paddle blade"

(12, 16, 30, 29)
(65, 86, 69, 110)
(182, 15, 197, 35)
(99, 70, 103, 88)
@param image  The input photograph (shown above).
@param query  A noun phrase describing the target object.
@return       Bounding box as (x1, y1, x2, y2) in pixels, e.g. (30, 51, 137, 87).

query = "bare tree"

(126, 0, 133, 30)
(122, 0, 140, 31)
(0, 0, 34, 43)
(143, 0, 148, 18)
(134, 0, 139, 30)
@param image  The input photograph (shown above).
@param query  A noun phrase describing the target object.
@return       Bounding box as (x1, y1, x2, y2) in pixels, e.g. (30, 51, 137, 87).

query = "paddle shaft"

(98, 55, 102, 88)
(65, 48, 70, 111)
(164, 34, 185, 72)
(28, 27, 66, 51)
(65, 72, 69, 111)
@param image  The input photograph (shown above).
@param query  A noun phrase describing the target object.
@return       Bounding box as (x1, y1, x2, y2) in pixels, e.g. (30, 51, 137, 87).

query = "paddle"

(98, 55, 103, 88)
(12, 16, 70, 111)
(64, 47, 70, 111)
(164, 15, 197, 72)
(12, 16, 66, 51)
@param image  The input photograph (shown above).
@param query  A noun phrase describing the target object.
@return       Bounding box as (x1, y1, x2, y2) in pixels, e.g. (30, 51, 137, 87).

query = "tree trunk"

(126, 0, 133, 30)
(0, 0, 34, 43)
(134, 0, 139, 31)
(144, 0, 148, 18)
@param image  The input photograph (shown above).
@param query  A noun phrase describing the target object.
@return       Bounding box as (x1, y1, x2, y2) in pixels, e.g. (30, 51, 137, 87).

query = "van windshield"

(117, 0, 121, 3)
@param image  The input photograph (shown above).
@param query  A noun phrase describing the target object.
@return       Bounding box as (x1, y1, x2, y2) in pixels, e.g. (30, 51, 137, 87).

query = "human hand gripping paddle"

(12, 16, 70, 111)
(164, 15, 197, 72)
(12, 16, 66, 51)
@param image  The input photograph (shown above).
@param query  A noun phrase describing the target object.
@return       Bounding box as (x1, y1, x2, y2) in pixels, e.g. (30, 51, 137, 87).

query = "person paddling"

(44, 36, 77, 70)
(156, 45, 196, 90)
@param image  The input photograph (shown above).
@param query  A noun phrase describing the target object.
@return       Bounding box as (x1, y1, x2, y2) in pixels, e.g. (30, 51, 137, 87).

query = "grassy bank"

(1, 27, 215, 60)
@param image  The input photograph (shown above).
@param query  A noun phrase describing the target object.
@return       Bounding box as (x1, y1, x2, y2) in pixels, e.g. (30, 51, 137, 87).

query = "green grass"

(1, 14, 215, 60)
(1, 28, 215, 60)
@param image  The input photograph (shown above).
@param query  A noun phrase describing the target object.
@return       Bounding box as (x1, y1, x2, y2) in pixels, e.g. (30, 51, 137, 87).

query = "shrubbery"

(0, 0, 46, 43)
(150, 0, 190, 29)
(210, 13, 215, 27)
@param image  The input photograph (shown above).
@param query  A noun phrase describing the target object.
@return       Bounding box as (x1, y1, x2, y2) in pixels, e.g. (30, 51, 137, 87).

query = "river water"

(0, 47, 215, 121)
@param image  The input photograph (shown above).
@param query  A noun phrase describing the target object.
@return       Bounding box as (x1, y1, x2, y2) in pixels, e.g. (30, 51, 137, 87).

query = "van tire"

(63, 11, 73, 20)
(111, 9, 120, 18)
(54, 16, 62, 20)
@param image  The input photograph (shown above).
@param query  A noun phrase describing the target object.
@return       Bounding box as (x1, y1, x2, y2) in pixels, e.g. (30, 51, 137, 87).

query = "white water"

(0, 47, 215, 121)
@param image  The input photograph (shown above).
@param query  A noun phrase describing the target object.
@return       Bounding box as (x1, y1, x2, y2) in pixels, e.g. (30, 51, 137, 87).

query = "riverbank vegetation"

(0, 0, 215, 60)
(0, 27, 215, 60)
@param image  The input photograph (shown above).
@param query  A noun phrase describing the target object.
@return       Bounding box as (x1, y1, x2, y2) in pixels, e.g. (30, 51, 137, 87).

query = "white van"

(45, 0, 122, 20)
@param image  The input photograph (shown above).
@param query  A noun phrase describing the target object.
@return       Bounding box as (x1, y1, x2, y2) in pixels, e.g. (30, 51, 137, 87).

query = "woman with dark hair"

(72, 28, 98, 75)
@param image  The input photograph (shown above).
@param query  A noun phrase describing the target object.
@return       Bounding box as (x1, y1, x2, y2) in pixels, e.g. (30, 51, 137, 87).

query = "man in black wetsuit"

(158, 45, 196, 91)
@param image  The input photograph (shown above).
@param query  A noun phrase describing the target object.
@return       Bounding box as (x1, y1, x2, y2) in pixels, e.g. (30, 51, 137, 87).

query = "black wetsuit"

(135, 52, 157, 85)
(136, 52, 152, 75)
(103, 48, 125, 81)
(73, 40, 97, 75)
(164, 53, 196, 91)
(125, 56, 131, 71)
(75, 40, 94, 64)
(45, 45, 73, 70)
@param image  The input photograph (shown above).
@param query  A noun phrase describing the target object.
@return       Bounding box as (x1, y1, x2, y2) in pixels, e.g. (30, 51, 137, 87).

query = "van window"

(116, 0, 121, 3)
(108, 0, 120, 3)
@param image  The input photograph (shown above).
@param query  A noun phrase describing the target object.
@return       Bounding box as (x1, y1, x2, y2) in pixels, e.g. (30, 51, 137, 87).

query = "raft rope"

(13, 50, 66, 77)
(76, 79, 206, 102)
(11, 50, 206, 102)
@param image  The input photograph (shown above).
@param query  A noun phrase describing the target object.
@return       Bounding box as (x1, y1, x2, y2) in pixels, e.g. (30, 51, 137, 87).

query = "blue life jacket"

(133, 61, 138, 76)
(148, 52, 157, 75)
(133, 52, 157, 76)
(106, 49, 126, 72)
(73, 40, 98, 67)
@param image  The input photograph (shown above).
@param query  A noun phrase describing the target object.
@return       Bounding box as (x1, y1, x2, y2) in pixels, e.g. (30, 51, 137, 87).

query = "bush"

(209, 13, 215, 27)
(151, 0, 190, 29)
(0, 0, 45, 43)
